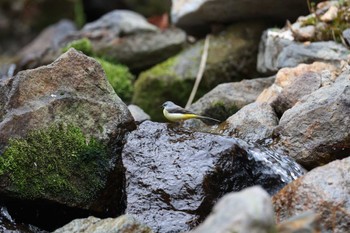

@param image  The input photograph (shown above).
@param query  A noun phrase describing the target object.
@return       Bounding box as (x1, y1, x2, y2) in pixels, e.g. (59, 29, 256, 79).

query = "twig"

(185, 34, 210, 108)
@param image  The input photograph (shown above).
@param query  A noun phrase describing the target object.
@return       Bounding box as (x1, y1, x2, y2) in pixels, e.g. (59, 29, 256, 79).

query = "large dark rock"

(273, 69, 350, 169)
(122, 121, 304, 232)
(0, 49, 135, 230)
(273, 156, 350, 233)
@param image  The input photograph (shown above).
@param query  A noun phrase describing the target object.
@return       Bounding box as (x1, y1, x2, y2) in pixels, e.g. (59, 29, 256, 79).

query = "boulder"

(132, 21, 267, 121)
(122, 121, 304, 232)
(273, 156, 350, 232)
(171, 0, 309, 35)
(218, 102, 279, 143)
(190, 186, 275, 233)
(0, 49, 135, 230)
(256, 62, 339, 116)
(273, 69, 350, 169)
(128, 104, 151, 123)
(53, 215, 153, 233)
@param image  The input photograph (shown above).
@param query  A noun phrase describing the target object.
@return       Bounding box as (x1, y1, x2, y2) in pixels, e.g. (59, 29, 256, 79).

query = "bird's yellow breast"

(163, 109, 197, 122)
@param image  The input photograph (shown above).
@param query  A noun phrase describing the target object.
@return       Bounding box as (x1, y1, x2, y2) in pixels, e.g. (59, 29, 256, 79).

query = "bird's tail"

(196, 115, 221, 123)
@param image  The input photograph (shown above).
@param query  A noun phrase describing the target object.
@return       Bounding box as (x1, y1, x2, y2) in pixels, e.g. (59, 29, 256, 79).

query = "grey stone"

(273, 156, 350, 233)
(273, 70, 350, 169)
(128, 104, 150, 123)
(218, 102, 279, 143)
(190, 186, 276, 233)
(257, 29, 350, 74)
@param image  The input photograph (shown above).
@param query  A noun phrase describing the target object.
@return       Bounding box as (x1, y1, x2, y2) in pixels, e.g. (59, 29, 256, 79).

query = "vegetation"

(0, 124, 109, 203)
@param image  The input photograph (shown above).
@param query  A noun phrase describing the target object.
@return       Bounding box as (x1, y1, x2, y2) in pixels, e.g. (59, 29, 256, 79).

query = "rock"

(188, 76, 275, 122)
(132, 22, 267, 121)
(218, 102, 279, 144)
(256, 62, 339, 116)
(190, 186, 275, 233)
(16, 20, 77, 71)
(273, 156, 350, 232)
(171, 0, 309, 35)
(53, 215, 153, 233)
(320, 5, 338, 22)
(257, 29, 350, 74)
(273, 69, 350, 169)
(97, 27, 186, 71)
(73, 10, 186, 71)
(122, 121, 304, 232)
(82, 10, 157, 36)
(0, 49, 135, 230)
(128, 104, 150, 123)
(343, 28, 350, 46)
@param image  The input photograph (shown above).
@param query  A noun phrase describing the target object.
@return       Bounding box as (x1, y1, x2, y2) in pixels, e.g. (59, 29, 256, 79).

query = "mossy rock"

(0, 123, 110, 204)
(132, 21, 267, 121)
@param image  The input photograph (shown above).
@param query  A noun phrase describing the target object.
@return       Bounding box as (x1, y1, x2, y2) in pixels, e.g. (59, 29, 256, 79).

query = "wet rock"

(256, 62, 338, 116)
(0, 49, 135, 230)
(53, 215, 153, 233)
(190, 186, 275, 233)
(122, 121, 304, 232)
(128, 104, 150, 123)
(218, 102, 279, 143)
(16, 20, 77, 71)
(273, 156, 350, 232)
(188, 76, 275, 122)
(257, 29, 350, 74)
(273, 69, 350, 169)
(171, 0, 308, 35)
(132, 22, 267, 121)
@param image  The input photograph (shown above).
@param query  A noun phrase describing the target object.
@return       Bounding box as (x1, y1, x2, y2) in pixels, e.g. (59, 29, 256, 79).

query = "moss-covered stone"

(0, 123, 109, 203)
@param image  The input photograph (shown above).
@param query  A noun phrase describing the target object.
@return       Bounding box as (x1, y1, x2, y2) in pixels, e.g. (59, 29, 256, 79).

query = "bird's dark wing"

(166, 106, 195, 114)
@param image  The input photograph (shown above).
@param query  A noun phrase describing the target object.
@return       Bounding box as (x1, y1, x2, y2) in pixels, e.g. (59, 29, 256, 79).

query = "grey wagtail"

(162, 101, 220, 123)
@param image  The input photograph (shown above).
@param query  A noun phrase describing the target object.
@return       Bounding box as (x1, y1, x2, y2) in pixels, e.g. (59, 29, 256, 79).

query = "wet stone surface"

(122, 121, 305, 233)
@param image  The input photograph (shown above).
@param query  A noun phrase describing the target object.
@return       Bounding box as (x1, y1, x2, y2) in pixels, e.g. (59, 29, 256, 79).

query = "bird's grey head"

(162, 101, 175, 108)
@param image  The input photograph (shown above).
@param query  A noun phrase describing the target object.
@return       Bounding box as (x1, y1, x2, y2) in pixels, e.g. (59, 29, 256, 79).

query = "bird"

(162, 101, 220, 124)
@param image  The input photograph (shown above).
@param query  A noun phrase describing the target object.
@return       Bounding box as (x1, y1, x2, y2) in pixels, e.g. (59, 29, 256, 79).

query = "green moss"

(0, 124, 109, 202)
(95, 58, 134, 102)
(142, 56, 179, 78)
(62, 38, 94, 55)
